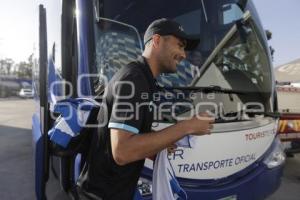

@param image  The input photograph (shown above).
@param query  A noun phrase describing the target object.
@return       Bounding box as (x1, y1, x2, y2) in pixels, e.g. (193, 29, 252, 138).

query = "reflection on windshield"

(95, 0, 246, 87)
(93, 0, 273, 122)
(196, 18, 272, 94)
(93, 18, 143, 93)
(155, 16, 273, 121)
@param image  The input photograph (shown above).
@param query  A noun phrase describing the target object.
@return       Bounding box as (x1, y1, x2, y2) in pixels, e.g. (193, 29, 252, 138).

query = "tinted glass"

(93, 0, 273, 120)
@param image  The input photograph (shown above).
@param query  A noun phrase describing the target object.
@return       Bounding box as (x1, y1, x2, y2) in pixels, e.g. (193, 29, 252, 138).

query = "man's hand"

(183, 112, 215, 136)
(110, 112, 214, 166)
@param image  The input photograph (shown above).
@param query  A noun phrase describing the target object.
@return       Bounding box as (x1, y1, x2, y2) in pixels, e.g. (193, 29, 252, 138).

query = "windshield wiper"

(245, 111, 281, 118)
(213, 111, 281, 123)
(161, 85, 246, 95)
(220, 110, 280, 120)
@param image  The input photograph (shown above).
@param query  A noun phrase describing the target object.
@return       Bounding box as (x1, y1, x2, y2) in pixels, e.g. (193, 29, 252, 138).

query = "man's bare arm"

(111, 115, 214, 166)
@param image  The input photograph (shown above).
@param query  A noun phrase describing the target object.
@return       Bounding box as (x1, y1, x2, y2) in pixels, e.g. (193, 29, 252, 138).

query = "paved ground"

(0, 99, 299, 200)
(267, 154, 300, 200)
(0, 99, 35, 200)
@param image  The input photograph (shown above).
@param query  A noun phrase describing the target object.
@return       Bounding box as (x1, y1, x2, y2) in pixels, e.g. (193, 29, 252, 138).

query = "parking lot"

(268, 154, 300, 200)
(0, 99, 299, 199)
(0, 99, 35, 200)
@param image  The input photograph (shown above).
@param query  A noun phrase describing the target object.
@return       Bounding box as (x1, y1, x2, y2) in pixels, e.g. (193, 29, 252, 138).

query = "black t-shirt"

(77, 56, 157, 200)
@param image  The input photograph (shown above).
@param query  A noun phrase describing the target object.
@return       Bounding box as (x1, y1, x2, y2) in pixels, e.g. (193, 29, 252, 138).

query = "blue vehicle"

(32, 0, 285, 199)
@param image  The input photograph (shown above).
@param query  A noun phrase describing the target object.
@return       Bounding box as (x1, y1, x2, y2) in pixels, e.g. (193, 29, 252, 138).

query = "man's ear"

(152, 34, 161, 49)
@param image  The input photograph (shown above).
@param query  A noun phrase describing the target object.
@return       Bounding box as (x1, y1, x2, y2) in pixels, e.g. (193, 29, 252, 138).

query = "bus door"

(34, 4, 49, 200)
(34, 1, 78, 199)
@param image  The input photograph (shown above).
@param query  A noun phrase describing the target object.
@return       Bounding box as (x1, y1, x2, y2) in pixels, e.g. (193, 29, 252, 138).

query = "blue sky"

(0, 0, 38, 63)
(252, 0, 300, 66)
(0, 0, 299, 67)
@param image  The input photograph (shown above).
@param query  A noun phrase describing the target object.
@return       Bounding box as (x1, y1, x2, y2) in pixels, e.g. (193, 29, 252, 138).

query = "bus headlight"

(263, 137, 286, 169)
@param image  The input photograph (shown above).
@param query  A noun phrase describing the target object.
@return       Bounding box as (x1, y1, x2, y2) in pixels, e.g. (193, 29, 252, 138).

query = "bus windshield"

(92, 0, 273, 121)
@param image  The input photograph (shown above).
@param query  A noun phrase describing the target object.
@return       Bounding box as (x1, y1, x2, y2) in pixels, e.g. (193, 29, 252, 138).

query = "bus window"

(153, 15, 273, 122)
(92, 0, 251, 89)
(220, 4, 244, 25)
(92, 0, 273, 121)
(93, 18, 143, 91)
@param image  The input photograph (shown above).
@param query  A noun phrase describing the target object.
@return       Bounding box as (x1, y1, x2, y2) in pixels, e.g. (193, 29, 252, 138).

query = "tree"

(0, 58, 14, 75)
(15, 54, 33, 79)
(0, 59, 5, 75)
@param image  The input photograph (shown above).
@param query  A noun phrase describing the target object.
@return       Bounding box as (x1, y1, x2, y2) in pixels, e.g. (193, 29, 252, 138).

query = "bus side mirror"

(265, 30, 272, 40)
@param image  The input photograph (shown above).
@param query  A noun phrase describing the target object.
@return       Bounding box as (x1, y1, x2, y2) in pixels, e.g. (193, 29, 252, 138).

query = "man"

(77, 18, 214, 200)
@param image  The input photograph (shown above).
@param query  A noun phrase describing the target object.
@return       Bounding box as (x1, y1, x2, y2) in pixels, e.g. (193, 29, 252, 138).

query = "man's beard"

(158, 56, 177, 74)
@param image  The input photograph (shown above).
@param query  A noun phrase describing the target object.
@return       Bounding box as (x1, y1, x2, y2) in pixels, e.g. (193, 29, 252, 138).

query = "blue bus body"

(32, 0, 285, 199)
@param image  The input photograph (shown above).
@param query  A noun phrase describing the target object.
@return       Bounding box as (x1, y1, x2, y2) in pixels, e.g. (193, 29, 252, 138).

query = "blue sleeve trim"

(108, 122, 139, 134)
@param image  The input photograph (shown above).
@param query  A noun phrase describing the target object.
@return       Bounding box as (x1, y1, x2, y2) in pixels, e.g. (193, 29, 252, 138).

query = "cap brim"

(174, 33, 200, 51)
(185, 38, 200, 51)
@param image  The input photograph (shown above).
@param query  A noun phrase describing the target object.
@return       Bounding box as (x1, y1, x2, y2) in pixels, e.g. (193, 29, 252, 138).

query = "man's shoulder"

(125, 59, 145, 74)
(116, 60, 146, 81)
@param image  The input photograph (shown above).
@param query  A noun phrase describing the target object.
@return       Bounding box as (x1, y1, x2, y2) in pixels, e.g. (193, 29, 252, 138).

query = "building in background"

(275, 58, 300, 113)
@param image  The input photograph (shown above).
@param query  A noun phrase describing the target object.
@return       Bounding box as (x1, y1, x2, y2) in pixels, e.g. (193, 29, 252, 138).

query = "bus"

(32, 0, 285, 199)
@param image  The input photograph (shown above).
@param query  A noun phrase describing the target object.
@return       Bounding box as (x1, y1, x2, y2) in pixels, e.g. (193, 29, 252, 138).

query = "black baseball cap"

(143, 18, 200, 51)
